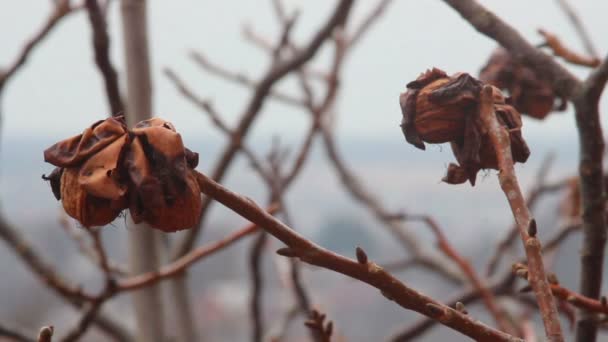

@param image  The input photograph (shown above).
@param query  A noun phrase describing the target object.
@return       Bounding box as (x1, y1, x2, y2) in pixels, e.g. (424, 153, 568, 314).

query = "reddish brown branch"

(193, 170, 522, 341)
(172, 0, 355, 259)
(572, 54, 608, 341)
(85, 0, 123, 115)
(118, 206, 277, 291)
(408, 215, 515, 334)
(486, 169, 570, 276)
(391, 222, 581, 340)
(0, 0, 78, 91)
(478, 85, 563, 341)
(442, 0, 580, 99)
(554, 0, 598, 58)
(538, 29, 600, 68)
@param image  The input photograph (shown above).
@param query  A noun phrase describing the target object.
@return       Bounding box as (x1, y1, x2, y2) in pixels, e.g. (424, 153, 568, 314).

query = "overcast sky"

(1, 0, 606, 145)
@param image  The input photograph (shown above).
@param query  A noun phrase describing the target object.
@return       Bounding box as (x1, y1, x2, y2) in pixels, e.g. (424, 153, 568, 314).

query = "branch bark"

(572, 55, 608, 341)
(119, 0, 165, 340)
(171, 0, 355, 259)
(478, 85, 563, 341)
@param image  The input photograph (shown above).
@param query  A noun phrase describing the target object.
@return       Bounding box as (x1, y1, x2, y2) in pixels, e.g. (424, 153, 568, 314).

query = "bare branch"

(193, 170, 523, 342)
(478, 85, 563, 341)
(406, 215, 515, 334)
(572, 54, 608, 341)
(538, 29, 600, 68)
(172, 0, 355, 259)
(0, 0, 78, 91)
(442, 0, 581, 99)
(85, 0, 123, 115)
(554, 0, 598, 57)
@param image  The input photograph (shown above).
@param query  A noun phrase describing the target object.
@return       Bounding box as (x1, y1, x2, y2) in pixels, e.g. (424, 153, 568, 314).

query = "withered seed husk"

(480, 48, 564, 120)
(44, 116, 202, 231)
(60, 168, 126, 227)
(400, 68, 530, 185)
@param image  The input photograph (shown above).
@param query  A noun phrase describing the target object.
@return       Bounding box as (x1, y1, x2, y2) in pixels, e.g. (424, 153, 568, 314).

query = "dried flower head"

(399, 68, 530, 185)
(479, 47, 566, 120)
(43, 116, 201, 232)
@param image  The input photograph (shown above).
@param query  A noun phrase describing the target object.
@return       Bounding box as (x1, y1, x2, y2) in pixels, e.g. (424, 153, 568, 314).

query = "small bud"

(546, 273, 559, 285)
(355, 246, 368, 264)
(381, 290, 394, 301)
(276, 247, 298, 258)
(38, 326, 54, 342)
(527, 219, 537, 237)
(426, 303, 445, 317)
(326, 321, 333, 336)
(455, 302, 468, 314)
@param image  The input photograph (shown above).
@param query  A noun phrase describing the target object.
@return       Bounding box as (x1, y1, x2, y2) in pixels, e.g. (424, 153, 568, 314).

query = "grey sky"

(1, 1, 606, 143)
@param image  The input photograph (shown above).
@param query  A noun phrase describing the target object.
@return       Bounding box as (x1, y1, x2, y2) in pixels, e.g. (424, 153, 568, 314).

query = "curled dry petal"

(44, 116, 127, 167)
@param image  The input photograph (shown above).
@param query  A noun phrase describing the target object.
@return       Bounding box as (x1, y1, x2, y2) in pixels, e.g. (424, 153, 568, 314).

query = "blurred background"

(1, 1, 607, 341)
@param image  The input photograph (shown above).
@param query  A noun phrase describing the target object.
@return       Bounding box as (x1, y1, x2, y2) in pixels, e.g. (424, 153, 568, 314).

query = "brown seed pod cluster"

(43, 116, 201, 232)
(479, 47, 567, 120)
(399, 68, 530, 185)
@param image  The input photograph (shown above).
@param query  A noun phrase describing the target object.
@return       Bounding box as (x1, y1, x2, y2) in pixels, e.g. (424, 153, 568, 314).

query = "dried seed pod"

(43, 116, 201, 231)
(400, 68, 530, 185)
(480, 48, 566, 120)
(44, 117, 130, 227)
(127, 118, 202, 232)
(60, 167, 126, 227)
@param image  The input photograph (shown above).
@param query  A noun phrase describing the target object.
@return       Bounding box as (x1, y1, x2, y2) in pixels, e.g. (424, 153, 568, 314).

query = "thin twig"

(554, 0, 598, 57)
(117, 207, 278, 291)
(0, 323, 36, 342)
(171, 0, 355, 260)
(442, 0, 581, 99)
(407, 215, 515, 334)
(478, 85, 563, 341)
(0, 0, 78, 91)
(85, 0, 123, 115)
(391, 221, 581, 340)
(538, 29, 600, 67)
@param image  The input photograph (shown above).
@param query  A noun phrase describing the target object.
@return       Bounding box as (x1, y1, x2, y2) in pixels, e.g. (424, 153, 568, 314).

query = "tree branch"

(572, 54, 608, 341)
(85, 0, 123, 115)
(193, 170, 523, 342)
(478, 85, 563, 341)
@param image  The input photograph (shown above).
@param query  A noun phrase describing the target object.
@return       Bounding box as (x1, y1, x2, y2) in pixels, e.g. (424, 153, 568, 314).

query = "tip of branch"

(38, 325, 54, 342)
(276, 247, 298, 257)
